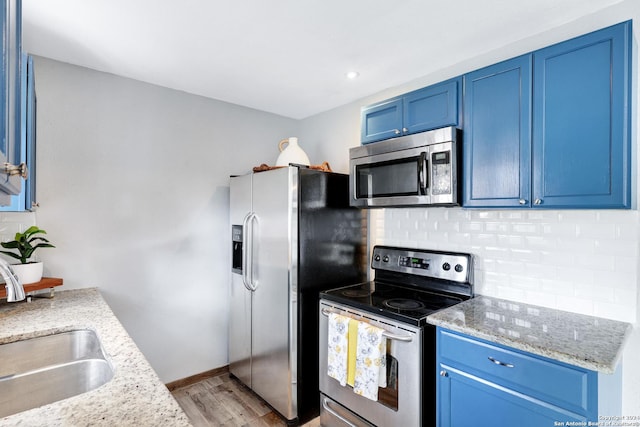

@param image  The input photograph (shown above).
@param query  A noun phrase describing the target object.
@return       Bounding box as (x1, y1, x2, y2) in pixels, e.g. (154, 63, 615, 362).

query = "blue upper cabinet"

(360, 97, 403, 144)
(463, 21, 632, 209)
(0, 0, 23, 198)
(532, 21, 631, 208)
(403, 78, 460, 134)
(361, 77, 461, 144)
(463, 55, 532, 207)
(1, 53, 35, 212)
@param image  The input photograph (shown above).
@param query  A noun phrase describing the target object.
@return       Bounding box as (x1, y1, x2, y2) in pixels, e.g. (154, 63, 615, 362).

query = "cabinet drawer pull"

(488, 356, 514, 368)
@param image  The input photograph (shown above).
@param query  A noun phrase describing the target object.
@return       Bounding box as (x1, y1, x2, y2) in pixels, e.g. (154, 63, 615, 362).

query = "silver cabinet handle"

(394, 129, 401, 135)
(3, 162, 28, 179)
(534, 198, 542, 205)
(320, 307, 413, 342)
(322, 397, 357, 427)
(488, 356, 514, 368)
(402, 127, 408, 133)
(440, 370, 448, 377)
(518, 199, 527, 205)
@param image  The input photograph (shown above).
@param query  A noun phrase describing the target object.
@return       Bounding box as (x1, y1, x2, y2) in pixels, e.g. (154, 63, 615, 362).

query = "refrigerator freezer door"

(229, 174, 252, 387)
(250, 167, 297, 420)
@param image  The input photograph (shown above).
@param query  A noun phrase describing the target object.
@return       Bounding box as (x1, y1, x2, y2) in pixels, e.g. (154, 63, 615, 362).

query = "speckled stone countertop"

(426, 295, 632, 374)
(0, 288, 192, 426)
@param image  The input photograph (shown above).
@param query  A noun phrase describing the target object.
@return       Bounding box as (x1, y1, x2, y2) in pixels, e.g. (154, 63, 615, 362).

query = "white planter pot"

(11, 262, 43, 285)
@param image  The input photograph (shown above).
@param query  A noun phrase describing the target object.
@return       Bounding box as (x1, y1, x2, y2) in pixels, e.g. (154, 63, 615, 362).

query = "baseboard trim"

(165, 365, 229, 391)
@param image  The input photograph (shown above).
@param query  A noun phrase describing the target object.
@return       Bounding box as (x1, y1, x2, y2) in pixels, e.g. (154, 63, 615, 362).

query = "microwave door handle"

(419, 152, 429, 195)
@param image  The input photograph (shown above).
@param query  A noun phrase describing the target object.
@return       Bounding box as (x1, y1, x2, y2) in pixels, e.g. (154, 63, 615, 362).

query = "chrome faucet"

(0, 258, 25, 302)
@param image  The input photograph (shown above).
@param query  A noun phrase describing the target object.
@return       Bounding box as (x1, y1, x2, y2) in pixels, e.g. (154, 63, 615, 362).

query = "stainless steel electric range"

(319, 245, 474, 427)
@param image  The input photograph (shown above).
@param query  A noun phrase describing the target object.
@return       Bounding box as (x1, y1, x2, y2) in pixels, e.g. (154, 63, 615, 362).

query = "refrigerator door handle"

(242, 212, 255, 291)
(247, 213, 259, 291)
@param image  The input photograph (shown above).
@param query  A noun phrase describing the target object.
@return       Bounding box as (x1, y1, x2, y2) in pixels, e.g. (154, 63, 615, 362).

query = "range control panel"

(371, 245, 472, 283)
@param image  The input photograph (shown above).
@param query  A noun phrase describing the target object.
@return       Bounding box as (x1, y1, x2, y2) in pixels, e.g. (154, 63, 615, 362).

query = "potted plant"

(0, 225, 55, 284)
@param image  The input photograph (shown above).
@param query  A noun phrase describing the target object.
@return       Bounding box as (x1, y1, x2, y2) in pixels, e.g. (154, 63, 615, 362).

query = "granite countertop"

(0, 288, 192, 426)
(426, 295, 632, 374)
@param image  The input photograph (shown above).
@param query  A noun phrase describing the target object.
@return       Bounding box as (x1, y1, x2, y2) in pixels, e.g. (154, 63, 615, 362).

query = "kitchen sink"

(0, 329, 114, 418)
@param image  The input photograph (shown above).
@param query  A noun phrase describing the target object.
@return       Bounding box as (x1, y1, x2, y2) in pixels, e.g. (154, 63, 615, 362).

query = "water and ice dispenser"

(232, 225, 243, 274)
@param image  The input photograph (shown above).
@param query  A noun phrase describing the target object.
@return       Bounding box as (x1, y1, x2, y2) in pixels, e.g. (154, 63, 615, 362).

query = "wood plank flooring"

(171, 372, 321, 427)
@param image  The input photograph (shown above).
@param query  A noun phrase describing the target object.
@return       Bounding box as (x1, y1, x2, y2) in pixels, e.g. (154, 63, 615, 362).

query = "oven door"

(350, 145, 430, 208)
(319, 300, 423, 427)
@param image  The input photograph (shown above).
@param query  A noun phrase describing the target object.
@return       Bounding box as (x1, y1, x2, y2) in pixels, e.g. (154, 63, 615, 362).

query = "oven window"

(355, 156, 420, 199)
(378, 354, 399, 411)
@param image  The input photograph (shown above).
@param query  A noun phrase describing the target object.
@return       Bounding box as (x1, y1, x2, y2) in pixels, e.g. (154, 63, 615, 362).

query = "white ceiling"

(22, 0, 624, 120)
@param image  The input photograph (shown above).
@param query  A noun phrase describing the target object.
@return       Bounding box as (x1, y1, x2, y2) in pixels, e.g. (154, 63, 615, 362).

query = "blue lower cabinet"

(436, 328, 599, 427)
(439, 368, 585, 427)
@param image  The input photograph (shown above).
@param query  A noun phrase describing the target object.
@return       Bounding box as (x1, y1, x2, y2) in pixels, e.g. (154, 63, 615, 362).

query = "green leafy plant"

(0, 226, 55, 264)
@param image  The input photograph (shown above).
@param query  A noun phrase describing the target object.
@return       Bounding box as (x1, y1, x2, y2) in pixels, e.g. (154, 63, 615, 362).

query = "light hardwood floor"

(171, 372, 321, 427)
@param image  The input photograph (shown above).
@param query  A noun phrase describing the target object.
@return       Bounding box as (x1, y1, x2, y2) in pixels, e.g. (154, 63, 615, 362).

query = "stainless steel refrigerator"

(229, 166, 367, 424)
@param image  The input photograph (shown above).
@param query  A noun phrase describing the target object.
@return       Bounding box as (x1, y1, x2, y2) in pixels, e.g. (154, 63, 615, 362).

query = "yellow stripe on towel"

(347, 318, 359, 387)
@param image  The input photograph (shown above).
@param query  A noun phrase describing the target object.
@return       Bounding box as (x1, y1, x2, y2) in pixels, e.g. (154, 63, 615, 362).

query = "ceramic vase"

(276, 137, 310, 166)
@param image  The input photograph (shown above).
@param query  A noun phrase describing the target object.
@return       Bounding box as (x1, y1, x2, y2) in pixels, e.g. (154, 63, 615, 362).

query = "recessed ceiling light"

(346, 71, 360, 80)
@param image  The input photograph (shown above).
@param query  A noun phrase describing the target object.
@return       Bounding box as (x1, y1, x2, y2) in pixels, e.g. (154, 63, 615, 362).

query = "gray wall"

(34, 57, 299, 382)
(28, 0, 640, 413)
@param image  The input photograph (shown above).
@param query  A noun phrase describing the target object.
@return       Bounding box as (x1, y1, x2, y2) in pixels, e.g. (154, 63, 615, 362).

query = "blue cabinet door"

(360, 98, 403, 144)
(462, 55, 532, 207)
(361, 78, 461, 144)
(436, 328, 598, 427)
(0, 53, 34, 212)
(532, 21, 631, 208)
(403, 77, 460, 135)
(438, 367, 587, 427)
(0, 0, 22, 196)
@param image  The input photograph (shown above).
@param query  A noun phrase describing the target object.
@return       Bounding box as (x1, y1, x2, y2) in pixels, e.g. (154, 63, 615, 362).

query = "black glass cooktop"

(320, 280, 464, 326)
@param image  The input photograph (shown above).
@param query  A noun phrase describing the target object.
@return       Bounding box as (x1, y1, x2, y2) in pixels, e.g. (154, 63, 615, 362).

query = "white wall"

(3, 0, 636, 414)
(31, 57, 298, 383)
(299, 0, 640, 415)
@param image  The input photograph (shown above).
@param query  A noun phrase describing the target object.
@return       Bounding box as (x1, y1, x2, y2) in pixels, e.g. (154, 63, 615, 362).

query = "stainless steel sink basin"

(0, 330, 114, 418)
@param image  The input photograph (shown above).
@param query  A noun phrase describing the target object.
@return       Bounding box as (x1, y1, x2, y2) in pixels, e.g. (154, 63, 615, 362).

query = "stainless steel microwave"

(349, 126, 459, 208)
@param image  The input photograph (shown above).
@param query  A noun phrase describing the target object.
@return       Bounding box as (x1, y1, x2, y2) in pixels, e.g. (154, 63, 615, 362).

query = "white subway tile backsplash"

(576, 223, 617, 239)
(542, 222, 577, 237)
(0, 212, 36, 243)
(524, 235, 557, 250)
(375, 207, 639, 323)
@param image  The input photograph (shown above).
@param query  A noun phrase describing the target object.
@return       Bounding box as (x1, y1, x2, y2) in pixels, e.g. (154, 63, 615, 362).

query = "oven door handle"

(321, 307, 413, 342)
(322, 397, 358, 427)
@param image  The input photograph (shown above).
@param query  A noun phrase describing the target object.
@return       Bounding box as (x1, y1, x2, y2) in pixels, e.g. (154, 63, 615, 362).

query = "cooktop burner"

(383, 298, 426, 311)
(341, 288, 372, 298)
(320, 246, 474, 326)
(320, 281, 464, 326)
